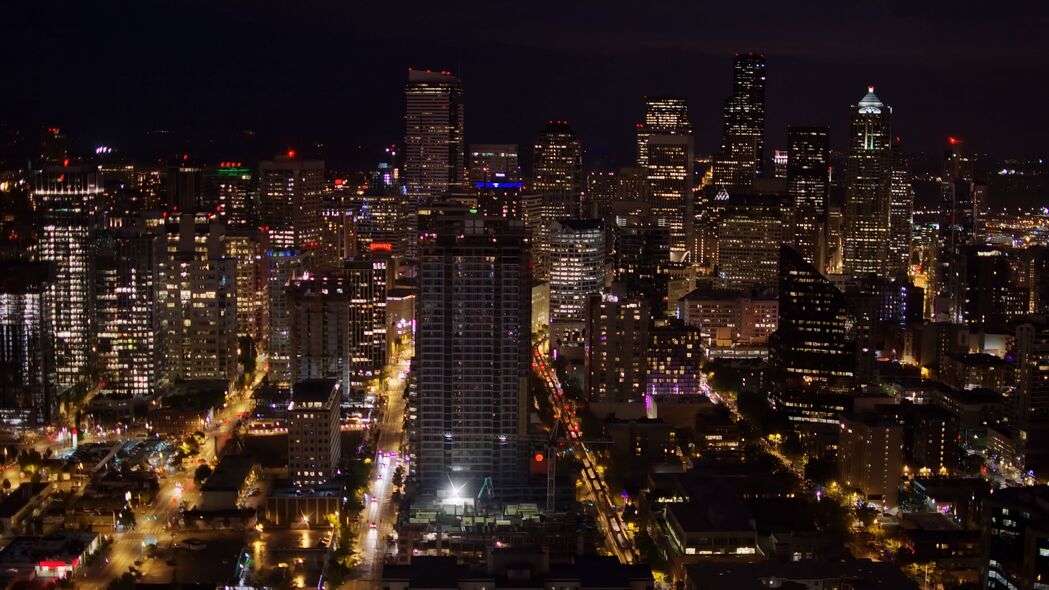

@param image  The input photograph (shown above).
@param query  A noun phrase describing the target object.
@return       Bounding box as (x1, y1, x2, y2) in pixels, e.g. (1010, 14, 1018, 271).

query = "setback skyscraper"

(843, 86, 893, 277)
(713, 53, 766, 191)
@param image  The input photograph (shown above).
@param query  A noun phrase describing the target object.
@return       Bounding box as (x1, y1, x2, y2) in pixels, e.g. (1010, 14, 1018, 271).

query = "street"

(532, 344, 636, 564)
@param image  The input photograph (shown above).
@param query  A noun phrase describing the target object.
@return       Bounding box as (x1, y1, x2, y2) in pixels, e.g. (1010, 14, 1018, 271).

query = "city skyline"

(4, 3, 1049, 170)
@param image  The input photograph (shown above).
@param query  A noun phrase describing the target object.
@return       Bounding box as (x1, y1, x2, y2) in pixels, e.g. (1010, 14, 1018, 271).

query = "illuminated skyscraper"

(266, 248, 304, 391)
(95, 226, 161, 398)
(532, 121, 583, 216)
(225, 231, 266, 342)
(549, 219, 605, 345)
(636, 96, 692, 167)
(416, 215, 530, 497)
(716, 195, 783, 289)
(786, 126, 830, 269)
(887, 141, 914, 277)
(157, 214, 238, 382)
(0, 262, 55, 426)
(259, 154, 324, 252)
(342, 256, 387, 398)
(33, 166, 99, 388)
(843, 86, 893, 277)
(713, 53, 766, 190)
(404, 69, 466, 196)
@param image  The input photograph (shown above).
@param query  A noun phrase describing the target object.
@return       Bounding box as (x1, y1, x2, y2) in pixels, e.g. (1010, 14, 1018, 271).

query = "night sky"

(5, 1, 1048, 169)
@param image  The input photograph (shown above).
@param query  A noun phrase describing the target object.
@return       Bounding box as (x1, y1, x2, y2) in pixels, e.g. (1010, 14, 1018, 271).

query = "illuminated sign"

(370, 242, 393, 252)
(474, 181, 524, 189)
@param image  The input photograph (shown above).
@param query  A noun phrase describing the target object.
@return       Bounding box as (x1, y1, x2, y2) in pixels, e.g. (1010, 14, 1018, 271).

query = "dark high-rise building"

(266, 248, 304, 391)
(288, 379, 341, 487)
(0, 262, 55, 426)
(843, 87, 893, 276)
(259, 154, 325, 252)
(1013, 321, 1049, 479)
(612, 215, 670, 313)
(639, 97, 693, 261)
(770, 245, 856, 394)
(981, 487, 1049, 590)
(532, 121, 583, 216)
(166, 160, 204, 211)
(416, 215, 530, 498)
(786, 126, 830, 270)
(469, 144, 520, 186)
(288, 273, 352, 393)
(713, 53, 766, 190)
(33, 166, 99, 388)
(404, 69, 466, 197)
(951, 246, 1026, 330)
(585, 294, 650, 402)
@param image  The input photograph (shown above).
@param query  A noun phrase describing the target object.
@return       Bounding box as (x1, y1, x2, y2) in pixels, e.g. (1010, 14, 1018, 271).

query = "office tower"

(585, 295, 650, 402)
(288, 273, 351, 391)
(202, 162, 255, 226)
(839, 412, 904, 507)
(95, 227, 160, 398)
(770, 245, 856, 394)
(786, 126, 830, 269)
(343, 256, 387, 398)
(266, 248, 304, 391)
(843, 86, 893, 276)
(532, 121, 584, 216)
(225, 232, 266, 342)
(404, 69, 466, 196)
(587, 170, 619, 219)
(612, 216, 670, 313)
(981, 487, 1049, 589)
(288, 379, 341, 487)
(716, 195, 783, 289)
(618, 166, 648, 202)
(167, 160, 204, 211)
(156, 214, 238, 382)
(259, 154, 325, 252)
(713, 53, 766, 190)
(0, 262, 55, 425)
(636, 96, 692, 167)
(33, 166, 99, 388)
(416, 216, 530, 497)
(469, 144, 520, 186)
(648, 141, 694, 261)
(887, 141, 914, 277)
(548, 219, 605, 345)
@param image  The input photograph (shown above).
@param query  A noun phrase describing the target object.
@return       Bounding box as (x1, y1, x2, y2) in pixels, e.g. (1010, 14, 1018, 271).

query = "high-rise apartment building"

(259, 154, 325, 252)
(266, 248, 304, 391)
(980, 486, 1049, 590)
(95, 226, 161, 398)
(843, 87, 893, 276)
(839, 412, 904, 507)
(343, 256, 387, 398)
(156, 214, 238, 382)
(533, 121, 583, 216)
(33, 166, 99, 388)
(585, 295, 650, 402)
(770, 245, 856, 394)
(416, 215, 530, 497)
(713, 53, 766, 191)
(549, 219, 605, 345)
(786, 126, 830, 270)
(288, 273, 352, 392)
(288, 379, 341, 487)
(0, 262, 55, 426)
(225, 231, 266, 342)
(404, 69, 466, 196)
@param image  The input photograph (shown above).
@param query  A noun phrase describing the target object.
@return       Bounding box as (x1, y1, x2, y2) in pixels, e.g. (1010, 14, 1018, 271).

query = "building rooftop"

(291, 379, 339, 405)
(200, 455, 257, 493)
(686, 558, 917, 590)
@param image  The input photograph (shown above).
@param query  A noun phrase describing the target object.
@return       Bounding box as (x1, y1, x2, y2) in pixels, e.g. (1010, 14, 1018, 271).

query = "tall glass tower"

(843, 86, 893, 277)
